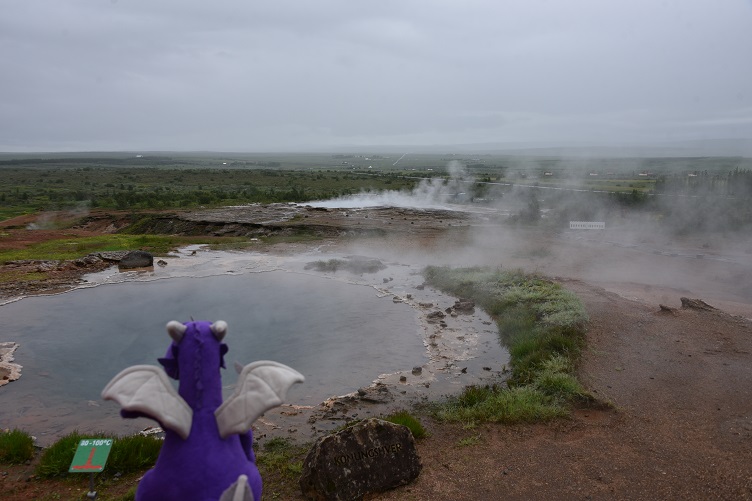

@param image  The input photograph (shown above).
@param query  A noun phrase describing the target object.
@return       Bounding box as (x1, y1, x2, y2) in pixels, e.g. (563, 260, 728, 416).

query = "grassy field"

(3, 152, 749, 221)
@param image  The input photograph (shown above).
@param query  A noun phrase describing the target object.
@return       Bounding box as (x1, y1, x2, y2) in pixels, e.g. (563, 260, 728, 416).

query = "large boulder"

(299, 418, 422, 500)
(118, 250, 154, 269)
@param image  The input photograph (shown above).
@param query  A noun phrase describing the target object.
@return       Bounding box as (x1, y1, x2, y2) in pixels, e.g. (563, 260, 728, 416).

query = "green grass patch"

(435, 385, 568, 424)
(0, 429, 35, 464)
(106, 435, 163, 474)
(36, 431, 86, 478)
(36, 432, 162, 478)
(256, 437, 308, 480)
(381, 410, 427, 439)
(423, 266, 590, 424)
(0, 270, 49, 283)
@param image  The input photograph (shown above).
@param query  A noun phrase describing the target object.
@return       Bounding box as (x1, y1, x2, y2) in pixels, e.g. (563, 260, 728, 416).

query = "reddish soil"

(0, 211, 137, 300)
(2, 208, 751, 500)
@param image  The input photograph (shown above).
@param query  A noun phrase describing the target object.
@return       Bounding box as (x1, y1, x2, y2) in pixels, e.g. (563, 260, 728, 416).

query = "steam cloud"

(305, 161, 474, 210)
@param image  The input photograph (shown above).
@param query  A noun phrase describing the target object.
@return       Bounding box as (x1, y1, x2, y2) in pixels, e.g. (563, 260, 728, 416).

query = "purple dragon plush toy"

(102, 320, 304, 501)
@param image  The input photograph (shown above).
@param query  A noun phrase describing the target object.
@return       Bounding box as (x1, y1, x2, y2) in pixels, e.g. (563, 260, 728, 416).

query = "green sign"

(69, 439, 113, 473)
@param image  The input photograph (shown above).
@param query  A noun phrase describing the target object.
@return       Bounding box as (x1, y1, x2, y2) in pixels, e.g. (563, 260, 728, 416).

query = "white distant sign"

(570, 221, 605, 230)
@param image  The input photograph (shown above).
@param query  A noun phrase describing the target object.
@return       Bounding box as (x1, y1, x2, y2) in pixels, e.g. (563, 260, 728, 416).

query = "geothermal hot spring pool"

(0, 249, 507, 444)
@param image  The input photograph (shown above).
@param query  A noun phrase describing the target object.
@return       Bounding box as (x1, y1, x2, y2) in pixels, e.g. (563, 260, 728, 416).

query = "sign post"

(68, 438, 114, 500)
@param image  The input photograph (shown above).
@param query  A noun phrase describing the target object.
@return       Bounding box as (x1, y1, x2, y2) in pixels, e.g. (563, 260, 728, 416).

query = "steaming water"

(304, 160, 475, 210)
(0, 269, 425, 438)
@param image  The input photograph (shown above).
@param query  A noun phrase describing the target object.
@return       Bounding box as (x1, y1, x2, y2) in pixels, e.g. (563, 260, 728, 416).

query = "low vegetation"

(35, 432, 162, 478)
(382, 410, 427, 440)
(0, 429, 35, 464)
(423, 266, 590, 425)
(255, 437, 310, 500)
(0, 234, 250, 264)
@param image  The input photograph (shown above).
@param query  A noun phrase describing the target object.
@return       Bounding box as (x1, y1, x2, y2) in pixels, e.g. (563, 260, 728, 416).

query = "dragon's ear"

(158, 344, 180, 379)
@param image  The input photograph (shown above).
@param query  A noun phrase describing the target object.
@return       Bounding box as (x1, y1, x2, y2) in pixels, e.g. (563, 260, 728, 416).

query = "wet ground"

(0, 245, 508, 446)
(2, 203, 751, 446)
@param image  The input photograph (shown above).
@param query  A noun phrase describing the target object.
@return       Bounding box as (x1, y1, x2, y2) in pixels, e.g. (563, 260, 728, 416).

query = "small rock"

(426, 311, 445, 323)
(118, 250, 154, 269)
(399, 376, 407, 383)
(157, 259, 168, 267)
(453, 299, 475, 314)
(411, 366, 422, 375)
(680, 297, 716, 311)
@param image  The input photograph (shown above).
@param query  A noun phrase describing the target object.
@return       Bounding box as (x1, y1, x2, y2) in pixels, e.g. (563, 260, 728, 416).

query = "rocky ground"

(2, 206, 752, 500)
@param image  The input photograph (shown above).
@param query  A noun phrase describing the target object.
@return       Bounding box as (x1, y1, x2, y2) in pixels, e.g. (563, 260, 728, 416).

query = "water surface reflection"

(1, 270, 423, 440)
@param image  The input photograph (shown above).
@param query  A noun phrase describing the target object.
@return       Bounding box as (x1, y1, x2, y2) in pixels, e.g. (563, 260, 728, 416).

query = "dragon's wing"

(101, 365, 193, 439)
(214, 361, 304, 439)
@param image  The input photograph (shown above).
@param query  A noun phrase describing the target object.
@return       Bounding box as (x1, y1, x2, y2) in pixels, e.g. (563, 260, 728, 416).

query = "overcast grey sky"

(2, 0, 751, 152)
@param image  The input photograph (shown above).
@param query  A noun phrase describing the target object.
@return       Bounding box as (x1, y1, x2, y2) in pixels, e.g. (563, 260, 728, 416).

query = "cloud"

(1, 0, 751, 151)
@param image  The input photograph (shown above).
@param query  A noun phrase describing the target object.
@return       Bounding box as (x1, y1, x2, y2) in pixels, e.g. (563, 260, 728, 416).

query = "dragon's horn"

(211, 320, 228, 341)
(166, 321, 187, 343)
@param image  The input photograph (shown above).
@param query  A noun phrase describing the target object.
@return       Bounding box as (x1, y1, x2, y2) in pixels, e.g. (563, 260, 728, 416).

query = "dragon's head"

(158, 320, 229, 409)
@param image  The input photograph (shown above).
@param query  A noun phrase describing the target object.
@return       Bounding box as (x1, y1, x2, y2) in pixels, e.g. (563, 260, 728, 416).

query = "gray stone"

(118, 250, 154, 269)
(426, 310, 445, 323)
(453, 298, 476, 314)
(680, 297, 716, 311)
(300, 418, 421, 500)
(97, 250, 130, 262)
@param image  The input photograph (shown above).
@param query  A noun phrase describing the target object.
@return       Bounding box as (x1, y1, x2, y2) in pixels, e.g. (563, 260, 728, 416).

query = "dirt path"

(372, 280, 752, 500)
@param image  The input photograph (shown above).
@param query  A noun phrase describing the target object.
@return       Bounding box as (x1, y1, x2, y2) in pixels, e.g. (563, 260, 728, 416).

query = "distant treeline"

(0, 157, 285, 169)
(0, 157, 178, 166)
(0, 166, 414, 218)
